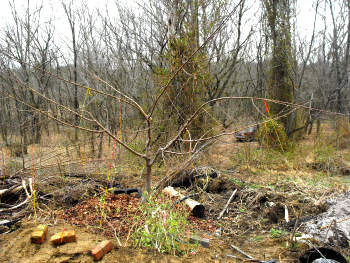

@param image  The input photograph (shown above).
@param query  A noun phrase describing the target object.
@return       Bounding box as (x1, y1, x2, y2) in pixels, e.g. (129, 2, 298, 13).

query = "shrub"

(269, 228, 287, 239)
(333, 117, 350, 149)
(132, 194, 195, 255)
(257, 119, 289, 151)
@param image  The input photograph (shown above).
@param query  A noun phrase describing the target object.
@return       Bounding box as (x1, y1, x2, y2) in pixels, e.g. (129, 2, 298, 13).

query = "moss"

(153, 27, 215, 147)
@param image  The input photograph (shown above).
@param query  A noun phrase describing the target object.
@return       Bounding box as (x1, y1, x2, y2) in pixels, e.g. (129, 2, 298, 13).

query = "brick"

(91, 240, 113, 261)
(50, 230, 76, 245)
(30, 225, 48, 244)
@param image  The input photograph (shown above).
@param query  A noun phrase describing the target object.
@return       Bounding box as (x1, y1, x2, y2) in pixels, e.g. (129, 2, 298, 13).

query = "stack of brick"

(30, 225, 48, 244)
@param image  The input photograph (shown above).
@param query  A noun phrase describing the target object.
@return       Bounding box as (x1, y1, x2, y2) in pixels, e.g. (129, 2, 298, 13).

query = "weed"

(238, 206, 247, 213)
(99, 194, 105, 204)
(269, 228, 287, 239)
(6, 160, 21, 170)
(229, 178, 246, 188)
(288, 241, 300, 249)
(249, 183, 261, 189)
(294, 232, 302, 237)
(307, 180, 316, 187)
(254, 235, 264, 241)
(268, 183, 276, 190)
(132, 194, 195, 255)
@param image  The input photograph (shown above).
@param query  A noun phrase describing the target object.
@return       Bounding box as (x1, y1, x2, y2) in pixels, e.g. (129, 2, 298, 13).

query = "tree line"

(1, 0, 349, 191)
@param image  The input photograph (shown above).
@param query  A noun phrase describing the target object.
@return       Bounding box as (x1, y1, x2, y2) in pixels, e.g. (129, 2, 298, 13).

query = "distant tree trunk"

(98, 132, 104, 158)
(73, 30, 79, 140)
(158, 0, 213, 146)
(32, 113, 41, 144)
(328, 1, 342, 113)
(62, 1, 80, 141)
(346, 0, 350, 115)
(88, 132, 93, 156)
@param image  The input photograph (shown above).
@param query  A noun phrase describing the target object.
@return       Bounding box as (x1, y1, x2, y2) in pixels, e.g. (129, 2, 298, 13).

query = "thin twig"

(231, 244, 254, 260)
(320, 216, 350, 230)
(217, 189, 237, 220)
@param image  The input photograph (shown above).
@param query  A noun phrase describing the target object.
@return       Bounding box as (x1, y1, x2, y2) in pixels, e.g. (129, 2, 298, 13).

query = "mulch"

(58, 193, 216, 239)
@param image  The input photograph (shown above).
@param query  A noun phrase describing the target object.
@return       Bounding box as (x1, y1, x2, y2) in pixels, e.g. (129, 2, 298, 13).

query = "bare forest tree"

(1, 0, 349, 191)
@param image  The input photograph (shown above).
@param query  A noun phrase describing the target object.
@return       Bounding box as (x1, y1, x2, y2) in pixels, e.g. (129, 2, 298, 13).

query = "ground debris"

(58, 193, 216, 238)
(58, 193, 140, 237)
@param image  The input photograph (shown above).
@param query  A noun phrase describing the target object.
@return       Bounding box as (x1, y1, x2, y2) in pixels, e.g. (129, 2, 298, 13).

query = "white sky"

(0, 0, 330, 53)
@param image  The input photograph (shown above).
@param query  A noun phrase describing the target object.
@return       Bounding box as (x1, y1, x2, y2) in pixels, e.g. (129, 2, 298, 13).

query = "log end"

(192, 204, 205, 218)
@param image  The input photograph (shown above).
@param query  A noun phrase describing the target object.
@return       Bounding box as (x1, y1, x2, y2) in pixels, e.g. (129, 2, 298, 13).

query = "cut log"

(0, 179, 32, 213)
(162, 186, 205, 218)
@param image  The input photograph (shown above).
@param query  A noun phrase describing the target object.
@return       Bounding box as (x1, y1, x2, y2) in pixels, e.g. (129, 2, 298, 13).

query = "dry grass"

(1, 121, 350, 261)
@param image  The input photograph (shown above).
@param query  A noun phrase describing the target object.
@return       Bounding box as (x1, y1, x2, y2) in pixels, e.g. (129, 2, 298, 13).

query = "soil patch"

(0, 222, 257, 263)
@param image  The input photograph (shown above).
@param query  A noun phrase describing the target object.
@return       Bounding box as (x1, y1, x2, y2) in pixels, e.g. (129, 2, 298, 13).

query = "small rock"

(189, 235, 210, 248)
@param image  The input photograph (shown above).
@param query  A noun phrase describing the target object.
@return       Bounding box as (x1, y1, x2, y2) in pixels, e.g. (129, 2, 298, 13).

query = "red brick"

(91, 240, 113, 261)
(30, 225, 48, 244)
(50, 230, 76, 245)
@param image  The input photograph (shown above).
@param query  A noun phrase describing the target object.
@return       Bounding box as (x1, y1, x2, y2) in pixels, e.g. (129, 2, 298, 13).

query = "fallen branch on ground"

(231, 244, 254, 260)
(320, 216, 350, 230)
(0, 179, 33, 212)
(217, 189, 237, 220)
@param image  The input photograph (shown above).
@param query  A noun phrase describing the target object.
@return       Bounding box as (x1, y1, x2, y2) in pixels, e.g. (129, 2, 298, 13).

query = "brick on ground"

(91, 240, 114, 261)
(30, 225, 48, 244)
(50, 230, 76, 245)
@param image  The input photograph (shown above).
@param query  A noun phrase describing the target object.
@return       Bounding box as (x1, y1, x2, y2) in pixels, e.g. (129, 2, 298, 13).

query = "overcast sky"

(0, 0, 329, 52)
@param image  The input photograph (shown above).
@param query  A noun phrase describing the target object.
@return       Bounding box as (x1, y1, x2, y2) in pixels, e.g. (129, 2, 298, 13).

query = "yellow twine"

(265, 103, 285, 152)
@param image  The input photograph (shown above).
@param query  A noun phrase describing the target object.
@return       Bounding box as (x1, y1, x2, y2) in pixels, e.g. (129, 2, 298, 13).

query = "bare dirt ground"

(0, 220, 306, 263)
(0, 127, 349, 262)
(0, 222, 220, 263)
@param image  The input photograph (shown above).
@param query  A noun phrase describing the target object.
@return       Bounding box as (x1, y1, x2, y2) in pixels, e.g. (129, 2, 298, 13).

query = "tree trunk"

(98, 132, 104, 159)
(264, 0, 294, 134)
